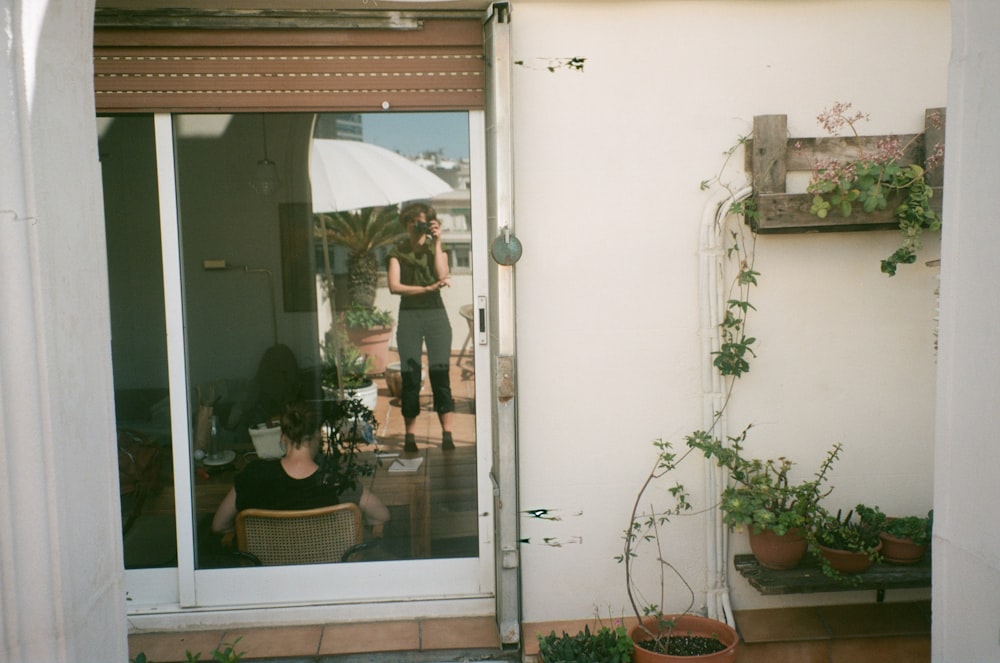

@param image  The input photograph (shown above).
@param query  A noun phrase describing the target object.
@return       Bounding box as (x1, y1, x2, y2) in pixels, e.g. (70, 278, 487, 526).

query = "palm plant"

(315, 206, 404, 309)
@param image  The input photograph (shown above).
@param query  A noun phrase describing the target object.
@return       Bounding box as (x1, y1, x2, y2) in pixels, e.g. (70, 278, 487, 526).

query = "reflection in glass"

(99, 115, 174, 569)
(102, 112, 478, 570)
(163, 112, 478, 567)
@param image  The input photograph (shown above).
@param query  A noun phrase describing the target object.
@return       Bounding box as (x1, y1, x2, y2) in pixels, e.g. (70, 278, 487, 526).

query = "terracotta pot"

(879, 532, 928, 564)
(748, 528, 807, 570)
(630, 615, 739, 662)
(345, 325, 393, 374)
(817, 541, 882, 574)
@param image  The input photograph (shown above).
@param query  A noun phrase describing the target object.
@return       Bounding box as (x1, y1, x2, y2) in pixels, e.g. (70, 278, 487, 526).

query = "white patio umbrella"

(309, 138, 452, 399)
(309, 138, 452, 214)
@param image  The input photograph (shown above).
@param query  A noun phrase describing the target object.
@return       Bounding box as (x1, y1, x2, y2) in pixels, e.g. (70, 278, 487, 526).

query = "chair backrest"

(235, 503, 363, 565)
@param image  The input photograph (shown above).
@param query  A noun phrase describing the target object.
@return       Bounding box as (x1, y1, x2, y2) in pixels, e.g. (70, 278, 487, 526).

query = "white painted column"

(933, 2, 1000, 662)
(0, 1, 127, 661)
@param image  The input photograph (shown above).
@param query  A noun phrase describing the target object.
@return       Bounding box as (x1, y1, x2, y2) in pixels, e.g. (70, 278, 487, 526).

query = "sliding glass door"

(102, 111, 494, 611)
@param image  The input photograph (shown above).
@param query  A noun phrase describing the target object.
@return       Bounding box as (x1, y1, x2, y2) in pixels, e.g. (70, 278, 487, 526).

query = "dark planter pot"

(818, 541, 883, 574)
(879, 532, 928, 565)
(630, 615, 739, 662)
(749, 528, 808, 570)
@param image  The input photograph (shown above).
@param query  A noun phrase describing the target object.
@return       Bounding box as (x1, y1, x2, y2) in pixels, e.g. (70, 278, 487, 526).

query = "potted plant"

(806, 102, 944, 276)
(619, 438, 740, 661)
(857, 504, 932, 565)
(322, 333, 378, 413)
(810, 505, 883, 578)
(537, 624, 633, 663)
(316, 396, 376, 497)
(316, 206, 404, 309)
(688, 428, 842, 570)
(316, 206, 402, 375)
(343, 303, 395, 375)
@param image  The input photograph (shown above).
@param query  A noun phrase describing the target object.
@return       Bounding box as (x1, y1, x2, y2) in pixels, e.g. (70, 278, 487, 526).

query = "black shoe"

(404, 434, 418, 453)
(442, 432, 455, 451)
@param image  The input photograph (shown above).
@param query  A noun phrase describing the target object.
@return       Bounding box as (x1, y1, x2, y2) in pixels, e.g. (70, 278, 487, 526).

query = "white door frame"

(124, 110, 500, 628)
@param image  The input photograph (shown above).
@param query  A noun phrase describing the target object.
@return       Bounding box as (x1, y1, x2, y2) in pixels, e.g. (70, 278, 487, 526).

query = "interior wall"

(510, 0, 949, 622)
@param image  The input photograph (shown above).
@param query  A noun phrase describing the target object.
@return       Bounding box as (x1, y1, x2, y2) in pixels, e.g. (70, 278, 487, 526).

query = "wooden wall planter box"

(745, 108, 945, 234)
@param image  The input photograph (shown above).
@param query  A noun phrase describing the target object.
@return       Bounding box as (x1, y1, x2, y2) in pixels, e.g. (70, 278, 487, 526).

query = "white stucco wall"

(1, 1, 128, 661)
(933, 1, 1000, 661)
(511, 0, 948, 621)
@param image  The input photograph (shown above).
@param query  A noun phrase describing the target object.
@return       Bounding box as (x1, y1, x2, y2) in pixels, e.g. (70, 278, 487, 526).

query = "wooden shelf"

(733, 553, 931, 602)
(746, 108, 946, 233)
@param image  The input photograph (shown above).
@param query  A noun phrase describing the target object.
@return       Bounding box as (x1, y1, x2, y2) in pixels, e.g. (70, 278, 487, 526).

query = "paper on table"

(387, 456, 424, 472)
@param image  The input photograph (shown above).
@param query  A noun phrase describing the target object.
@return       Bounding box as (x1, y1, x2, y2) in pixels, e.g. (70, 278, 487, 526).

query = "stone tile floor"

(129, 616, 517, 662)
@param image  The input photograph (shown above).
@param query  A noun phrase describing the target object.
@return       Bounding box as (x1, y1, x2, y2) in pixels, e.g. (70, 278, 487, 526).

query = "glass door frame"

(124, 111, 496, 615)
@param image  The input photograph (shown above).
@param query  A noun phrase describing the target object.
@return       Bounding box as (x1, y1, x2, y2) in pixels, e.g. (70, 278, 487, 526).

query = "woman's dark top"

(234, 459, 361, 512)
(388, 239, 444, 310)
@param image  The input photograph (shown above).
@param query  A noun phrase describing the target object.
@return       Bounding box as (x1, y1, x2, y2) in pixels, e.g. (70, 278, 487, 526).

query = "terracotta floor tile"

(737, 640, 831, 663)
(421, 616, 500, 650)
(818, 602, 931, 638)
(831, 634, 930, 662)
(734, 607, 829, 643)
(318, 620, 419, 655)
(128, 631, 225, 663)
(221, 625, 322, 659)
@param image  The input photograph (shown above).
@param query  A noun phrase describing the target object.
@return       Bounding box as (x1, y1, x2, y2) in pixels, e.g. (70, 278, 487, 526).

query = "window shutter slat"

(94, 19, 484, 112)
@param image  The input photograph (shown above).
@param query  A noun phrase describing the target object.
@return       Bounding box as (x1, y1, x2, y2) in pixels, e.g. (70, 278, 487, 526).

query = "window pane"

(100, 114, 175, 570)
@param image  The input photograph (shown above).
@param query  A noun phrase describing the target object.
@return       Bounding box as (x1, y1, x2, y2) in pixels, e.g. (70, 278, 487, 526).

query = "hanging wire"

(251, 113, 279, 196)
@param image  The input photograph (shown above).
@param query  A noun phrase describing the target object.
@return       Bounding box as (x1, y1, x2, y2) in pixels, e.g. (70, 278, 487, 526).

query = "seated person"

(212, 401, 389, 536)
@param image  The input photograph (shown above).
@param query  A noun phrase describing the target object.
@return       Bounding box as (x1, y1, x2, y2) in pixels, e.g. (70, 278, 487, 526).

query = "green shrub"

(537, 625, 633, 663)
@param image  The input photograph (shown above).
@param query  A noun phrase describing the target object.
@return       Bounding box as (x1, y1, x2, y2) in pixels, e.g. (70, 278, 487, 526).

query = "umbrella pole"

(320, 214, 345, 401)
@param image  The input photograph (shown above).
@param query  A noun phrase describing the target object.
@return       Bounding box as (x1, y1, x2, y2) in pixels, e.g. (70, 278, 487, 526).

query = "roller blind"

(94, 17, 484, 113)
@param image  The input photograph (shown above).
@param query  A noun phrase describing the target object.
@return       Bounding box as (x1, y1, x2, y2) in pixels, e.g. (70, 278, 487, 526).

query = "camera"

(414, 220, 432, 236)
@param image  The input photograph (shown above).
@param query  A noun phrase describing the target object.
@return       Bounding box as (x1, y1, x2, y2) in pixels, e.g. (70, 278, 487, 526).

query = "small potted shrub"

(688, 429, 842, 570)
(537, 624, 633, 663)
(857, 505, 932, 564)
(620, 438, 740, 661)
(810, 506, 883, 578)
(322, 333, 378, 413)
(343, 303, 395, 375)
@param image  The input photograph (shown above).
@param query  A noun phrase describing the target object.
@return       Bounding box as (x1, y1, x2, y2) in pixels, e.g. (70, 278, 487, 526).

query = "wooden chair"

(234, 503, 368, 565)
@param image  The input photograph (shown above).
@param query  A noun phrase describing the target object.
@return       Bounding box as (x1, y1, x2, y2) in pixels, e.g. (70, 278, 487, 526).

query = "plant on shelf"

(810, 505, 883, 580)
(537, 624, 633, 663)
(856, 504, 932, 565)
(687, 428, 843, 570)
(806, 102, 944, 276)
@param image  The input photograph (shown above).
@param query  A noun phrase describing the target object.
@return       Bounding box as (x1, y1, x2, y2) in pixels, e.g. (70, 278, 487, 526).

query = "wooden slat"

(924, 107, 946, 188)
(94, 19, 485, 113)
(755, 187, 944, 234)
(746, 134, 925, 173)
(94, 20, 484, 48)
(733, 553, 931, 597)
(751, 115, 787, 194)
(747, 109, 946, 233)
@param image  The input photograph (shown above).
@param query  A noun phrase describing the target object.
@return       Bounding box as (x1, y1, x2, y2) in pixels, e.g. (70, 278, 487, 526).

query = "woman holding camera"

(387, 202, 455, 452)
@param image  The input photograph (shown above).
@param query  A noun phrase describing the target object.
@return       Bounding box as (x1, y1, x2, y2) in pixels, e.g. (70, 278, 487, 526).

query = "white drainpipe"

(699, 184, 753, 627)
